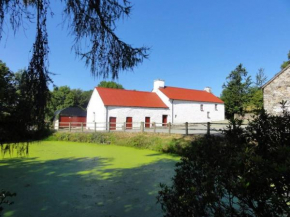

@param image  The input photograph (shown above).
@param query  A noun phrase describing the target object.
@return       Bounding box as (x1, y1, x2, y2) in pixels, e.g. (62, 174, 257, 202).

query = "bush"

(0, 190, 16, 215)
(158, 110, 290, 216)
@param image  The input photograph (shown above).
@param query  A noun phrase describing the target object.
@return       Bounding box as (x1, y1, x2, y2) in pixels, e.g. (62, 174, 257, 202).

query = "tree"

(0, 61, 51, 143)
(221, 64, 251, 118)
(46, 86, 93, 120)
(255, 68, 267, 88)
(0, 61, 17, 120)
(158, 109, 290, 216)
(245, 68, 266, 112)
(280, 50, 290, 69)
(0, 1, 148, 79)
(0, 1, 148, 136)
(97, 80, 124, 89)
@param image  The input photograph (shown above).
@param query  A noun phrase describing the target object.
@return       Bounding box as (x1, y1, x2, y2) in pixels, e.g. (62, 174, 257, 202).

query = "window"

(207, 112, 210, 119)
(215, 104, 218, 111)
(200, 104, 204, 111)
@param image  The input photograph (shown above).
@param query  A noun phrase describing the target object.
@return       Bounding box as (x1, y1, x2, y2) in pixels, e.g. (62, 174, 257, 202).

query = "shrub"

(0, 190, 16, 215)
(158, 110, 290, 216)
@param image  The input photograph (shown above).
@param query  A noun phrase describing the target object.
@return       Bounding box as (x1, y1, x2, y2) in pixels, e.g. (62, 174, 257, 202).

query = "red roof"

(159, 86, 224, 103)
(96, 87, 168, 108)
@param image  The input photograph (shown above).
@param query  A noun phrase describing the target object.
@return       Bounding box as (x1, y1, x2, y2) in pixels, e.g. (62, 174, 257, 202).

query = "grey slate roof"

(54, 106, 87, 117)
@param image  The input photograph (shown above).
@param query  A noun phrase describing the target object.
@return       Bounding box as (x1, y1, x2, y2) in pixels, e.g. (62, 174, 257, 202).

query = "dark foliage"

(63, 0, 149, 79)
(0, 190, 16, 215)
(0, 61, 52, 144)
(0, 0, 148, 79)
(158, 109, 290, 216)
(0, 1, 147, 143)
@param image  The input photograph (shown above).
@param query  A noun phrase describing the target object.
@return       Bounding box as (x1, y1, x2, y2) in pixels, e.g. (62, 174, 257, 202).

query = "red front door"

(126, 117, 132, 129)
(162, 115, 168, 127)
(145, 117, 150, 128)
(109, 117, 116, 130)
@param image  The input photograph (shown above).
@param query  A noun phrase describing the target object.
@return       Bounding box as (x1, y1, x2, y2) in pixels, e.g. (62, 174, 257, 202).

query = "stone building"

(262, 65, 290, 115)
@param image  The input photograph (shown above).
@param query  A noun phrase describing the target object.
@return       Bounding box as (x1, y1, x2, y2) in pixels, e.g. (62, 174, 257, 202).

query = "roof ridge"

(96, 87, 154, 94)
(262, 64, 290, 89)
(163, 86, 207, 93)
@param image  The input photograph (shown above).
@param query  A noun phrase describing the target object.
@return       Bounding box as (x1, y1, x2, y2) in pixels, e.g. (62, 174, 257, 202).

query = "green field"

(0, 141, 179, 217)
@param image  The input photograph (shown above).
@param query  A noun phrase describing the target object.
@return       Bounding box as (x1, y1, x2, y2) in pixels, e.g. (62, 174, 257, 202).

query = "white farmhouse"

(86, 80, 224, 130)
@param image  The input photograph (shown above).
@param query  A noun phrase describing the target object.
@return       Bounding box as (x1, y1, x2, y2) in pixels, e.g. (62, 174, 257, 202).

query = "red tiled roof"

(159, 86, 224, 103)
(96, 87, 168, 108)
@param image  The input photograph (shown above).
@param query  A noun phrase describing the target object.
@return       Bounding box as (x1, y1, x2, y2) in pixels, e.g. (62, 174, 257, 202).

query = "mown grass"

(45, 132, 202, 155)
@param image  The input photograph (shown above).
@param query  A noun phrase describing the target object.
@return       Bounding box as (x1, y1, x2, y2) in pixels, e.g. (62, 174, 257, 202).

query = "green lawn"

(0, 141, 178, 217)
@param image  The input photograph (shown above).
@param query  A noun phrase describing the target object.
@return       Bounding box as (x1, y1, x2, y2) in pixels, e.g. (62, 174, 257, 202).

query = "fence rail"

(54, 121, 249, 135)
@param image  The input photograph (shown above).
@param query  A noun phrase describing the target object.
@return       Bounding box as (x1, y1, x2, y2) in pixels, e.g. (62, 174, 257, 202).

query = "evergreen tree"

(0, 1, 147, 139)
(221, 64, 251, 118)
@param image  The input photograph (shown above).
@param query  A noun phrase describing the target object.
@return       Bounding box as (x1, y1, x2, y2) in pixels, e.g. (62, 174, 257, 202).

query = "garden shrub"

(158, 109, 290, 216)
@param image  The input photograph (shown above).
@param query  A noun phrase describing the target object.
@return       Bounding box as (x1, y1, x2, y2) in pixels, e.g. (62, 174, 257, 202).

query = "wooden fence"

(54, 121, 248, 135)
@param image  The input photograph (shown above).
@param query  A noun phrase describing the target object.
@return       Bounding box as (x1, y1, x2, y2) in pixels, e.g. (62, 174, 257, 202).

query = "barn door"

(126, 117, 133, 129)
(162, 115, 168, 127)
(145, 117, 150, 128)
(109, 117, 116, 130)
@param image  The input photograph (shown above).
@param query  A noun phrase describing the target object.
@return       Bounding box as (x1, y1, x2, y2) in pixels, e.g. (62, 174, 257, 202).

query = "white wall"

(86, 89, 107, 130)
(172, 100, 225, 123)
(86, 88, 225, 131)
(155, 89, 224, 123)
(107, 106, 171, 129)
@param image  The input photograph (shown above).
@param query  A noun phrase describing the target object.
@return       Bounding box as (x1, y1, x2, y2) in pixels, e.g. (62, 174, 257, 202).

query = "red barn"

(54, 106, 87, 129)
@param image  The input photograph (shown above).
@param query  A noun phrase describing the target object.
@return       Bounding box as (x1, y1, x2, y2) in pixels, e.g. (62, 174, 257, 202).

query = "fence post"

(207, 122, 210, 135)
(141, 122, 144, 133)
(81, 122, 83, 132)
(94, 122, 96, 132)
(69, 122, 71, 132)
(123, 122, 126, 132)
(154, 123, 156, 133)
(185, 122, 188, 135)
(168, 122, 171, 134)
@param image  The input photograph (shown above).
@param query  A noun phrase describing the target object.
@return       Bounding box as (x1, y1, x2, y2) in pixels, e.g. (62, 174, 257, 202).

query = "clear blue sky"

(1, 0, 290, 96)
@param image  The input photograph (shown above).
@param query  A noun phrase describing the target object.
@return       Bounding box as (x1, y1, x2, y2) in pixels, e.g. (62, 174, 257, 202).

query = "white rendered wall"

(107, 106, 171, 130)
(154, 89, 224, 123)
(172, 100, 225, 123)
(86, 89, 107, 129)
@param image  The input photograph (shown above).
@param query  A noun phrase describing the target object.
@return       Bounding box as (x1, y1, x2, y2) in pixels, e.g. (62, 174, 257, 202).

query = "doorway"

(109, 117, 116, 130)
(126, 117, 133, 129)
(162, 115, 168, 127)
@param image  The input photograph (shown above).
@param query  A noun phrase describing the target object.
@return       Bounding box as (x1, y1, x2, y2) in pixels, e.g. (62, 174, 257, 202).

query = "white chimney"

(204, 87, 212, 93)
(153, 79, 165, 92)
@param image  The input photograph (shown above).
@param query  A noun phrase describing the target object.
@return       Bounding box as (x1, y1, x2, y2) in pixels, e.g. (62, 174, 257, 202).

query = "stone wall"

(263, 66, 290, 115)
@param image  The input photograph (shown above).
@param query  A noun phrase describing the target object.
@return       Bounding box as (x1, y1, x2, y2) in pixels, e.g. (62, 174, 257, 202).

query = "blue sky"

(0, 0, 290, 96)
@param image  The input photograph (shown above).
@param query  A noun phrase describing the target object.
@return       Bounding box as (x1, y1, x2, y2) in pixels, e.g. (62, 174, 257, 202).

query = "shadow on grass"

(0, 156, 176, 217)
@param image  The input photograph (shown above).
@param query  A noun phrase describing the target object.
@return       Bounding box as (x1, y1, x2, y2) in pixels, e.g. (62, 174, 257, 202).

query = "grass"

(45, 131, 201, 155)
(0, 141, 179, 217)
(0, 132, 197, 216)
